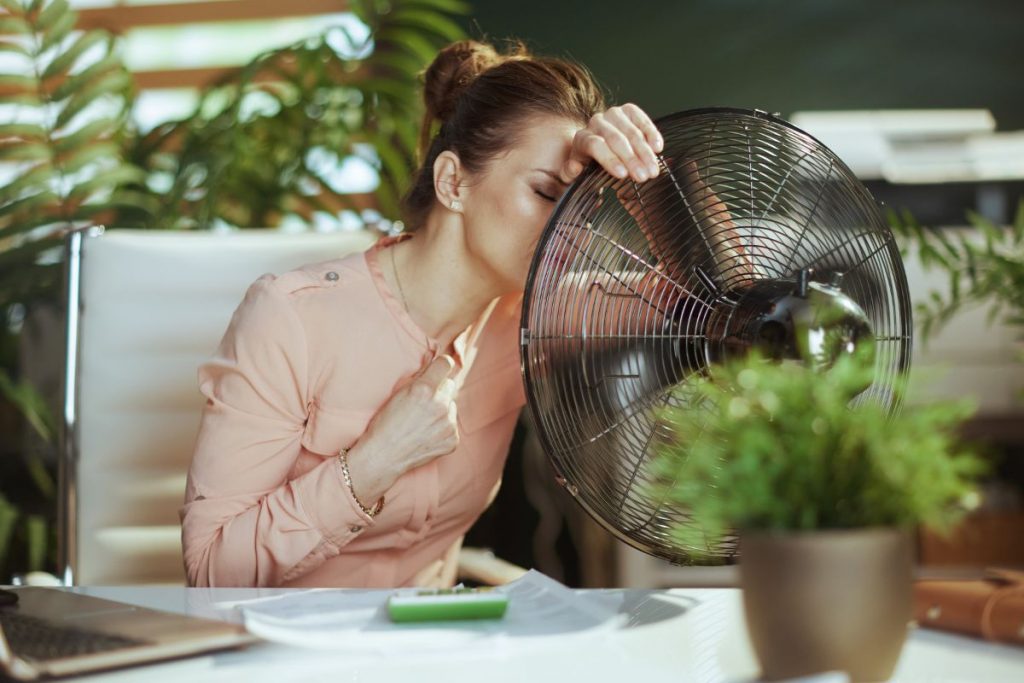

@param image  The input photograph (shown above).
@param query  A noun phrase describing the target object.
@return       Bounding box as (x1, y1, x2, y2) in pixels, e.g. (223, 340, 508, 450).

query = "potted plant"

(650, 352, 984, 682)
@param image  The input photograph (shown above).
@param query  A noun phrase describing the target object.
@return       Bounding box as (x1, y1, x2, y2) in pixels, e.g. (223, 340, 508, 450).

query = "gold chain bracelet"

(338, 449, 384, 518)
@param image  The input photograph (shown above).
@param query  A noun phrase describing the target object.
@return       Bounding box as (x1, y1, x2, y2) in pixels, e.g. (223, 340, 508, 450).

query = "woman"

(180, 39, 664, 588)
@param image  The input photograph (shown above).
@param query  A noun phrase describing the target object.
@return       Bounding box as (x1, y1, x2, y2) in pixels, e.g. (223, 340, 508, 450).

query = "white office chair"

(57, 227, 377, 585)
(57, 226, 527, 586)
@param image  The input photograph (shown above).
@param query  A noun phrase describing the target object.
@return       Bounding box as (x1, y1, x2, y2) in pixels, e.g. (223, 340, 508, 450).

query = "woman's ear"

(433, 151, 465, 213)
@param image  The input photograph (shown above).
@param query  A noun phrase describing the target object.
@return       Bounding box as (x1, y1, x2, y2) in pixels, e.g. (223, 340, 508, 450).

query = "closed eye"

(535, 189, 557, 202)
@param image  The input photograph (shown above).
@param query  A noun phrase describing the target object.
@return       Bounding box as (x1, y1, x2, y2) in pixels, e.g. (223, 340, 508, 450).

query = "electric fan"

(520, 108, 912, 564)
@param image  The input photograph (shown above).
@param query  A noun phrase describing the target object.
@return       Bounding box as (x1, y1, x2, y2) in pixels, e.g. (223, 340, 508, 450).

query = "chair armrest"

(456, 547, 528, 586)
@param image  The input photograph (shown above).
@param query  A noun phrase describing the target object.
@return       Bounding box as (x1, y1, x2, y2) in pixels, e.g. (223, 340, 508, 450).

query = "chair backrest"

(59, 227, 377, 585)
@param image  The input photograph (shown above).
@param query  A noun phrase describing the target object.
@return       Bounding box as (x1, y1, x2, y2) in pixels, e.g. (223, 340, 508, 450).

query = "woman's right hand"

(343, 354, 460, 505)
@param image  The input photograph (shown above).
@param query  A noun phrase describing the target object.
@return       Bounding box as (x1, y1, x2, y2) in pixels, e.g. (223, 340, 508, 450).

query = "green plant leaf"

(0, 90, 41, 106)
(0, 230, 63, 270)
(388, 8, 466, 42)
(0, 209, 67, 241)
(0, 367, 54, 441)
(50, 52, 122, 102)
(42, 29, 107, 80)
(897, 201, 1024, 342)
(0, 493, 18, 574)
(0, 0, 26, 14)
(56, 140, 119, 175)
(24, 515, 47, 571)
(648, 351, 984, 559)
(376, 26, 443, 64)
(51, 116, 119, 154)
(0, 73, 37, 92)
(0, 141, 52, 162)
(35, 0, 71, 34)
(402, 0, 472, 14)
(0, 16, 31, 36)
(73, 194, 155, 221)
(0, 38, 32, 56)
(38, 6, 77, 53)
(54, 69, 131, 129)
(65, 164, 145, 202)
(0, 189, 57, 221)
(368, 49, 425, 80)
(0, 122, 48, 141)
(0, 163, 55, 205)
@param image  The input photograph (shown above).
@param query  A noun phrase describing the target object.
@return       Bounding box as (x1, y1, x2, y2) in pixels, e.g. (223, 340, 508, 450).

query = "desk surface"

(60, 586, 1024, 683)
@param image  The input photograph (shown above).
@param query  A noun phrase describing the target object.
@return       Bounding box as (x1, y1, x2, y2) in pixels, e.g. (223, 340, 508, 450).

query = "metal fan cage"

(519, 108, 912, 565)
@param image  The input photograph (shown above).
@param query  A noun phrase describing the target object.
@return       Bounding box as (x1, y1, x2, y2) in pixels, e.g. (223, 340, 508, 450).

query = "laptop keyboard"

(1, 609, 149, 661)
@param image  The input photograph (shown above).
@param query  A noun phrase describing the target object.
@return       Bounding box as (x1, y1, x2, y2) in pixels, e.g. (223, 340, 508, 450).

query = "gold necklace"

(390, 243, 410, 313)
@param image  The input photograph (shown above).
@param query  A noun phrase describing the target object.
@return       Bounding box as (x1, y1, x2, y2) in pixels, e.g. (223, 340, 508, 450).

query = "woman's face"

(459, 114, 579, 293)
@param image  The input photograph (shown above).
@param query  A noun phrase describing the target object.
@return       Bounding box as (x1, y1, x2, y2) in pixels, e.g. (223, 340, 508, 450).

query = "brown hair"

(400, 39, 606, 230)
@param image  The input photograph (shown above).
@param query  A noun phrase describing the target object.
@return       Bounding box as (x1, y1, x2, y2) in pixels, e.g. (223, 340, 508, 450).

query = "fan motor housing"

(706, 276, 876, 370)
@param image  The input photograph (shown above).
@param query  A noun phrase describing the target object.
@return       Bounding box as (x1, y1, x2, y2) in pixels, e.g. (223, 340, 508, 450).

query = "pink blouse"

(180, 235, 526, 588)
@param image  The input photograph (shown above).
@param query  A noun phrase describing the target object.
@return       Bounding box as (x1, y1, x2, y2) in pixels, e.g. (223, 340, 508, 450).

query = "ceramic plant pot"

(740, 527, 913, 682)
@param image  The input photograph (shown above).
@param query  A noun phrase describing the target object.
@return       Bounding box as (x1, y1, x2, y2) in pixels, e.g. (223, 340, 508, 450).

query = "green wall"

(466, 0, 1023, 129)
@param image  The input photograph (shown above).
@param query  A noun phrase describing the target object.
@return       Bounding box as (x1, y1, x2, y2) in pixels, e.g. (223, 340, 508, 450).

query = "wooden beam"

(0, 55, 370, 99)
(133, 59, 369, 90)
(134, 66, 229, 90)
(76, 0, 350, 33)
(134, 66, 266, 90)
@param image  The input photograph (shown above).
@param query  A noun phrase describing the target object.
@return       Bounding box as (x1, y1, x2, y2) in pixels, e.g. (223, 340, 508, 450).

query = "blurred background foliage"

(120, 0, 468, 231)
(889, 201, 1024, 341)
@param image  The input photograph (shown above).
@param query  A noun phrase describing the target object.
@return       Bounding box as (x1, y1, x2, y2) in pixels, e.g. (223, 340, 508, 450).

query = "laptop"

(0, 587, 258, 680)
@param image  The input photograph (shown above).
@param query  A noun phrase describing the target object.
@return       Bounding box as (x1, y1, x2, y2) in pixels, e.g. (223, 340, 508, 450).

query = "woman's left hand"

(561, 103, 664, 184)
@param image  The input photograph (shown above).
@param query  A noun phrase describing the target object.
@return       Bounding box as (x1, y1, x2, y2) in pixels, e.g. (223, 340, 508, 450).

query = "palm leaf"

(0, 164, 55, 204)
(0, 16, 30, 35)
(50, 52, 123, 102)
(41, 29, 107, 80)
(0, 122, 48, 141)
(0, 494, 17, 577)
(34, 0, 69, 33)
(0, 142, 51, 161)
(0, 39, 31, 57)
(57, 141, 120, 175)
(0, 73, 36, 91)
(124, 0, 465, 231)
(387, 8, 466, 42)
(55, 70, 132, 129)
(51, 117, 120, 153)
(0, 190, 57, 222)
(376, 26, 444, 64)
(38, 7, 76, 53)
(402, 0, 472, 13)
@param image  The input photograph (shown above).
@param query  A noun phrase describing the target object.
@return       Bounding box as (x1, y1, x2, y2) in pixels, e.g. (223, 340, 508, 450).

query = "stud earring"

(451, 199, 462, 211)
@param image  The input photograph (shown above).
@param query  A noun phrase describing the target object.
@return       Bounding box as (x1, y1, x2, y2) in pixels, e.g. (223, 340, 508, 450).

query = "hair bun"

(423, 40, 513, 123)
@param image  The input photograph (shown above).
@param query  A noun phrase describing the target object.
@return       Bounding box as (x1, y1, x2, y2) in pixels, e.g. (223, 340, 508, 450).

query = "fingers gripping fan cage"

(519, 108, 912, 564)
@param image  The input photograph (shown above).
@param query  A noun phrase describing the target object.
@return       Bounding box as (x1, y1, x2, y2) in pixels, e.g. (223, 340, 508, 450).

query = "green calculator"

(386, 587, 509, 623)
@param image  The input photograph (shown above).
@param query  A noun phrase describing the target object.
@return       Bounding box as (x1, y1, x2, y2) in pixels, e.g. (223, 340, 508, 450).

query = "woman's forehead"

(509, 116, 578, 167)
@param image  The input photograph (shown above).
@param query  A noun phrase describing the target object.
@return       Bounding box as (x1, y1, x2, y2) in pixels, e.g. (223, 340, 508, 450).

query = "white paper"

(235, 570, 624, 655)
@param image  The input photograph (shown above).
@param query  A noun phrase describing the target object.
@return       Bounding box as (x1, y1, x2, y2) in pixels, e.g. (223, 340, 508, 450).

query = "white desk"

(62, 586, 1024, 683)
